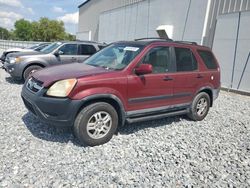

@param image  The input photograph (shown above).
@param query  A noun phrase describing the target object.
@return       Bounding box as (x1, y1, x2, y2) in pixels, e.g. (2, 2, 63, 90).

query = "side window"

(78, 44, 97, 55)
(58, 44, 77, 55)
(142, 47, 172, 74)
(175, 47, 197, 72)
(98, 45, 106, 50)
(198, 50, 217, 69)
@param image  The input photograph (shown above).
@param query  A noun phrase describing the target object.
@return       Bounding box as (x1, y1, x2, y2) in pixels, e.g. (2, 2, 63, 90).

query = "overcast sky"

(0, 0, 85, 34)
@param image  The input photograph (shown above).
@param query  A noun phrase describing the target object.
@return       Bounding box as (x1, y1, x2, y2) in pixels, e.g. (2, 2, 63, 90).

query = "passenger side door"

(56, 44, 78, 64)
(171, 47, 202, 105)
(127, 46, 176, 111)
(77, 44, 97, 63)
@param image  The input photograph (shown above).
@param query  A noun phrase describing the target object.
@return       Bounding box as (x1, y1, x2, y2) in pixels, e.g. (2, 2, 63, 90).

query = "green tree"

(14, 19, 32, 41)
(13, 17, 75, 42)
(0, 27, 11, 40)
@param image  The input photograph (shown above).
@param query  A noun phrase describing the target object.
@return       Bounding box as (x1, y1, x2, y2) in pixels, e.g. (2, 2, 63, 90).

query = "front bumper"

(3, 62, 23, 79)
(21, 82, 82, 127)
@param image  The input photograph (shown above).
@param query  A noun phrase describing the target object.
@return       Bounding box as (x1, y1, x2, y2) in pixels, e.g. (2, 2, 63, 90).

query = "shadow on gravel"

(118, 116, 185, 135)
(22, 111, 187, 146)
(5, 76, 24, 85)
(22, 112, 84, 146)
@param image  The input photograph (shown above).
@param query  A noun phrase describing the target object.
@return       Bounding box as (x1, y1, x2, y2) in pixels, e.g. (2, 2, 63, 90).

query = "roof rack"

(135, 37, 173, 41)
(175, 41, 198, 45)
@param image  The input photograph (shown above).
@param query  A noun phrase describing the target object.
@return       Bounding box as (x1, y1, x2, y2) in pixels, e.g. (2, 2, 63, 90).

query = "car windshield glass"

(27, 45, 39, 49)
(84, 44, 143, 70)
(40, 42, 62, 53)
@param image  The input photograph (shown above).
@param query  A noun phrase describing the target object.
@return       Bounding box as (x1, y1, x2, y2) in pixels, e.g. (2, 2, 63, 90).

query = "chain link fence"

(0, 40, 46, 50)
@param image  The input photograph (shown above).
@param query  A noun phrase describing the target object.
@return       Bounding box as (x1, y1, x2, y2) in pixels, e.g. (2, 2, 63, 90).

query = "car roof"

(113, 38, 210, 49)
(57, 41, 105, 45)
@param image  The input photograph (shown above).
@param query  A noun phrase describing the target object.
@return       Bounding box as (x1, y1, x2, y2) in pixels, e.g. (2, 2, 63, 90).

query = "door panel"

(171, 47, 202, 104)
(57, 44, 78, 64)
(127, 74, 174, 111)
(127, 46, 175, 111)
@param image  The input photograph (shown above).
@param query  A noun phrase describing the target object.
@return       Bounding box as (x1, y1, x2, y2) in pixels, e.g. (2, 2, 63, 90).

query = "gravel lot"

(0, 68, 250, 187)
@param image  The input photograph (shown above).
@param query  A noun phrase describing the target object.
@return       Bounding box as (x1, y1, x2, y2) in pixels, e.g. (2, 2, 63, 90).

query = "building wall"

(77, 0, 144, 41)
(213, 11, 250, 92)
(98, 0, 208, 43)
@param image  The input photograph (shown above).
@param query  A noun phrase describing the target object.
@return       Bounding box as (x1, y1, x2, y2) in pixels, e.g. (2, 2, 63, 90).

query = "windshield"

(40, 42, 62, 53)
(27, 44, 39, 49)
(84, 44, 143, 70)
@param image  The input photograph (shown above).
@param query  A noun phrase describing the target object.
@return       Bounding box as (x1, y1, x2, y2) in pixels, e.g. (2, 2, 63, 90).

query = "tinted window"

(175, 48, 197, 72)
(78, 44, 97, 55)
(143, 47, 172, 73)
(198, 50, 217, 69)
(58, 44, 77, 55)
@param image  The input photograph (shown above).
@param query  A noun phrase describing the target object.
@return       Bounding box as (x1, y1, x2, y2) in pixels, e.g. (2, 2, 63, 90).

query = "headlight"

(9, 57, 22, 64)
(46, 79, 77, 97)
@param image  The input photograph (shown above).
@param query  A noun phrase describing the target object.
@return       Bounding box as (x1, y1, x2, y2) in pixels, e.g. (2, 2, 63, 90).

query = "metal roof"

(78, 0, 91, 8)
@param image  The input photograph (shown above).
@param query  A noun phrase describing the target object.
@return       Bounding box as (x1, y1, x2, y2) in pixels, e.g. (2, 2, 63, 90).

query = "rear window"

(198, 50, 217, 69)
(78, 44, 97, 55)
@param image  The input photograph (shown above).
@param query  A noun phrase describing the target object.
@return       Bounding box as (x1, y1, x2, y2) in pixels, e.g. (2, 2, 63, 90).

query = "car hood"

(32, 63, 114, 87)
(8, 51, 41, 58)
(5, 48, 30, 52)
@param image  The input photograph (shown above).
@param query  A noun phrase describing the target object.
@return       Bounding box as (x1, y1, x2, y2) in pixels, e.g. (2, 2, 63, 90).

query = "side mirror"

(54, 50, 64, 56)
(135, 64, 152, 75)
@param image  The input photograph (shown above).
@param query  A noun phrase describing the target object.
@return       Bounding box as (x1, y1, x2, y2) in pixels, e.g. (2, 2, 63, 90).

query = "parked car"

(3, 41, 106, 80)
(0, 43, 50, 63)
(21, 38, 220, 146)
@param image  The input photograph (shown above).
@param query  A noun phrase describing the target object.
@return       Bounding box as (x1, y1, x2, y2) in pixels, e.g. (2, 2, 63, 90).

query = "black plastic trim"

(127, 102, 190, 118)
(128, 92, 191, 104)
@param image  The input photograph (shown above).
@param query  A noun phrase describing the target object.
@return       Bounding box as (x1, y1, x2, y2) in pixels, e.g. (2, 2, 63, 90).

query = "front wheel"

(23, 65, 42, 80)
(187, 92, 210, 121)
(73, 102, 118, 146)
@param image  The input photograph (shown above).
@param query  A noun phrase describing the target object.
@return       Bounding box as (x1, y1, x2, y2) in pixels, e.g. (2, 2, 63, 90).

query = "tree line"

(0, 17, 76, 42)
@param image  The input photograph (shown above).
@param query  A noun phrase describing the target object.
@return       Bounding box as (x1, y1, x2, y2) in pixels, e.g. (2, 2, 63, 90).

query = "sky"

(0, 0, 86, 34)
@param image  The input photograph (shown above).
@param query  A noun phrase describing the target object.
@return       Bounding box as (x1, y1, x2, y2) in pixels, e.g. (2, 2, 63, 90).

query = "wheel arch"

(197, 87, 213, 107)
(76, 94, 126, 127)
(22, 62, 45, 79)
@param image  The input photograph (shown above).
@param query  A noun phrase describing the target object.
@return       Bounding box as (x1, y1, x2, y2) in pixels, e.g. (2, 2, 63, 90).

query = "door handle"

(196, 74, 204, 79)
(163, 76, 173, 81)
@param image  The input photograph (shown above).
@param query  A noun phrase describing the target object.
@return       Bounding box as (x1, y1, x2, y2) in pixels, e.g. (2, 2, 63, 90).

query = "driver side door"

(55, 44, 78, 64)
(127, 45, 175, 111)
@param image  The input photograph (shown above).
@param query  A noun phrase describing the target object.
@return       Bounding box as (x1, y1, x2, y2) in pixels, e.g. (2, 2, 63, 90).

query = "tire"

(23, 65, 43, 80)
(187, 92, 210, 121)
(73, 102, 118, 146)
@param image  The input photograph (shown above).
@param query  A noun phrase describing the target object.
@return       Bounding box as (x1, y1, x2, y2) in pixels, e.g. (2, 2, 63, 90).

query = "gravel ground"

(0, 68, 250, 187)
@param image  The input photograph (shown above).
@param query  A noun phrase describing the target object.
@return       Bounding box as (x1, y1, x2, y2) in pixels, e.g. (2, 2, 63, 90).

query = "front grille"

(26, 77, 43, 93)
(22, 97, 36, 116)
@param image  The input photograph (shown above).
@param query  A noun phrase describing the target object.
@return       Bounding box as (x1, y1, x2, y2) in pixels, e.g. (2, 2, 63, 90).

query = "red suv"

(21, 38, 220, 146)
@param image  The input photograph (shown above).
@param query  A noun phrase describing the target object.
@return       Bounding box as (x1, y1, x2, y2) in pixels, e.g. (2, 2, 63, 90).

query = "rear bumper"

(21, 83, 82, 127)
(212, 87, 220, 100)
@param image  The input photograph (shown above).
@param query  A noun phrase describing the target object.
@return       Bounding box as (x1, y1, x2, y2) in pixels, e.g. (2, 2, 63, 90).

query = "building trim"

(78, 0, 91, 9)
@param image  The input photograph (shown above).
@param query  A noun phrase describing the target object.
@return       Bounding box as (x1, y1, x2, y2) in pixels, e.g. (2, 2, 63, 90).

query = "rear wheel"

(23, 65, 42, 80)
(73, 102, 118, 146)
(187, 92, 210, 121)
